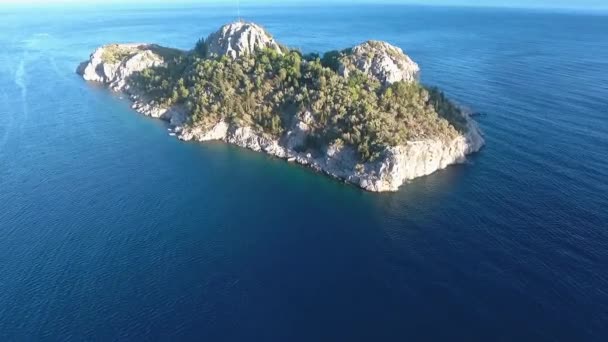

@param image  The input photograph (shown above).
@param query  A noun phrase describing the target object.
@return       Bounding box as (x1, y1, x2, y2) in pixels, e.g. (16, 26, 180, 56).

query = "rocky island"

(77, 21, 484, 192)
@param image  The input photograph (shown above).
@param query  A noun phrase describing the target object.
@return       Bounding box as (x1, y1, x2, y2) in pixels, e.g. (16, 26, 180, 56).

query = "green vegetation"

(320, 48, 353, 72)
(102, 44, 183, 64)
(129, 45, 468, 162)
(194, 38, 207, 57)
(146, 45, 184, 60)
(102, 45, 137, 64)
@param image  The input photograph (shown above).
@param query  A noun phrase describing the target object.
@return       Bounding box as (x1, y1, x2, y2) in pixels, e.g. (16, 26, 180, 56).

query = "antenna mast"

(237, 0, 241, 22)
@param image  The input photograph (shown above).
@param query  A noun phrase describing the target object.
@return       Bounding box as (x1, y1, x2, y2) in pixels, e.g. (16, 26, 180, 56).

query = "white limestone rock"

(77, 44, 186, 124)
(177, 114, 484, 192)
(179, 121, 230, 142)
(205, 21, 283, 59)
(283, 111, 313, 151)
(339, 40, 420, 85)
(356, 116, 485, 191)
(76, 43, 168, 91)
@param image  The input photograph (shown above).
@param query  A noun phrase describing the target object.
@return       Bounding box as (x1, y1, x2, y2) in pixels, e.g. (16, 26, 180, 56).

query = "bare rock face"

(179, 121, 230, 142)
(176, 114, 484, 192)
(283, 111, 313, 151)
(339, 40, 420, 85)
(77, 43, 187, 125)
(357, 118, 485, 191)
(76, 43, 166, 91)
(205, 22, 283, 59)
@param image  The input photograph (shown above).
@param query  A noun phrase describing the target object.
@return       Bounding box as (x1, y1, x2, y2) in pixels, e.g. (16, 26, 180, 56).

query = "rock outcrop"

(339, 40, 420, 85)
(205, 21, 283, 59)
(77, 22, 484, 192)
(76, 44, 169, 91)
(77, 43, 187, 125)
(175, 114, 483, 192)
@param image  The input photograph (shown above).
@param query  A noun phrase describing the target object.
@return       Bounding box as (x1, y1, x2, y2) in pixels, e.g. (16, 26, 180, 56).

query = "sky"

(0, 0, 607, 11)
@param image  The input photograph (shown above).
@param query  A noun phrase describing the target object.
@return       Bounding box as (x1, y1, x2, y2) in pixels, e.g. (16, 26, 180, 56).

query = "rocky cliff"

(339, 40, 420, 85)
(177, 114, 483, 192)
(77, 44, 167, 91)
(77, 22, 484, 192)
(76, 43, 187, 125)
(205, 21, 283, 59)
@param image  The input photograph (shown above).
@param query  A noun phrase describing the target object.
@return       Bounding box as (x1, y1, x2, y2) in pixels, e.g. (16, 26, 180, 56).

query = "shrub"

(128, 43, 466, 162)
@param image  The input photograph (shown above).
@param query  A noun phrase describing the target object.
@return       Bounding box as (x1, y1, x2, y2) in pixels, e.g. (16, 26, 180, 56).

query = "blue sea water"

(1, 3, 607, 341)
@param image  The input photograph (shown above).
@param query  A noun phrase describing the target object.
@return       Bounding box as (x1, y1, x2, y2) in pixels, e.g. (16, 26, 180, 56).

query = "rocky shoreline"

(77, 23, 484, 192)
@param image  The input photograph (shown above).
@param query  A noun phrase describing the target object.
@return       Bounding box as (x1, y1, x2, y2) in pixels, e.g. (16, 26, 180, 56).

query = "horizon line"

(1, 1, 607, 13)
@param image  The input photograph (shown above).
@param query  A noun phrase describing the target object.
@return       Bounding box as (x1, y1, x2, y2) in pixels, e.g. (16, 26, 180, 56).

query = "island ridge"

(77, 21, 484, 191)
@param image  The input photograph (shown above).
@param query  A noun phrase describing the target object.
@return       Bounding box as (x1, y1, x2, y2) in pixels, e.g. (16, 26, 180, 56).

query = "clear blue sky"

(1, 0, 607, 11)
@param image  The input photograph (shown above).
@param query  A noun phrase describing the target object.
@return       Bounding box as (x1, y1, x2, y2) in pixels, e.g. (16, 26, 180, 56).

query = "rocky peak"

(339, 40, 420, 85)
(205, 21, 283, 59)
(76, 44, 170, 91)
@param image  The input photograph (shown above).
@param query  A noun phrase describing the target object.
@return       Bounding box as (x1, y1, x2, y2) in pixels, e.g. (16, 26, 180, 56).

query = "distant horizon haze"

(1, 0, 608, 11)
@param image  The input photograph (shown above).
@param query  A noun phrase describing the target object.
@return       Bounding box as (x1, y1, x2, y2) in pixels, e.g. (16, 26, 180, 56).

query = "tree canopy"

(130, 44, 467, 161)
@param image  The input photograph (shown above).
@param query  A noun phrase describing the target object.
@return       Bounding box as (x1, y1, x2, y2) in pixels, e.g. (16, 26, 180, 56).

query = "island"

(77, 21, 484, 192)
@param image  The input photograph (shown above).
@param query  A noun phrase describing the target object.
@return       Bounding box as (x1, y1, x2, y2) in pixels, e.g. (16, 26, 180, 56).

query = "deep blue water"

(1, 4, 607, 341)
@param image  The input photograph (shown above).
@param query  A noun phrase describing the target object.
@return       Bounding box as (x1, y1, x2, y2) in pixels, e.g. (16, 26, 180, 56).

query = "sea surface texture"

(0, 4, 607, 341)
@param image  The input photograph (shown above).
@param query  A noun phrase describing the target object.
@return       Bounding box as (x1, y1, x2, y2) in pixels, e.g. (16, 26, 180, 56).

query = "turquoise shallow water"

(1, 4, 607, 341)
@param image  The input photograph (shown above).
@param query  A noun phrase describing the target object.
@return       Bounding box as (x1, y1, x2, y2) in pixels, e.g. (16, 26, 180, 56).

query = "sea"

(0, 3, 607, 341)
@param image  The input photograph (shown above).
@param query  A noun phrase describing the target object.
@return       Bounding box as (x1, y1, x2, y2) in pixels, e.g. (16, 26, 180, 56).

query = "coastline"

(128, 88, 484, 192)
(77, 42, 484, 192)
